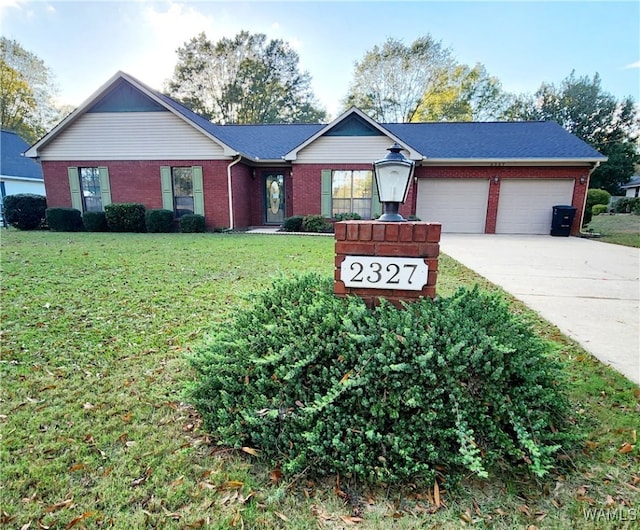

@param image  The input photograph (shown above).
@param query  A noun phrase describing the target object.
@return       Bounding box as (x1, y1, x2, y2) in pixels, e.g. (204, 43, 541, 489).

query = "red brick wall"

(412, 165, 591, 236)
(42, 159, 234, 230)
(334, 221, 441, 308)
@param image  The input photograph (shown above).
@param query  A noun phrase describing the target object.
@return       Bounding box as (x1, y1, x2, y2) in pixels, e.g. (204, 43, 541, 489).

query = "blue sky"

(2, 0, 638, 119)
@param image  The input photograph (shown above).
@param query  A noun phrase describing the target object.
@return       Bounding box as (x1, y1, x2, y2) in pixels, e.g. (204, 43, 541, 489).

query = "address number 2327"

(341, 256, 428, 291)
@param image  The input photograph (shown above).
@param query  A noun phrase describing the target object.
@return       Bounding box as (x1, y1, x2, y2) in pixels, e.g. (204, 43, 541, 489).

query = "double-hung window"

(67, 166, 111, 212)
(330, 170, 375, 219)
(160, 165, 204, 218)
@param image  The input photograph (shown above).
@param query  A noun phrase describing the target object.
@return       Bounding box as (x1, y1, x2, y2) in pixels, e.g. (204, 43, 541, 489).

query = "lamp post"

(372, 143, 415, 222)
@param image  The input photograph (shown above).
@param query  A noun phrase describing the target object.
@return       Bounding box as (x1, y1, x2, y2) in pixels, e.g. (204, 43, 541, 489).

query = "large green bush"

(586, 188, 611, 209)
(104, 203, 146, 232)
(282, 215, 304, 232)
(188, 275, 575, 484)
(82, 211, 108, 232)
(46, 207, 83, 232)
(145, 209, 175, 233)
(179, 214, 206, 233)
(2, 194, 47, 230)
(613, 197, 640, 214)
(302, 214, 333, 233)
(591, 204, 608, 216)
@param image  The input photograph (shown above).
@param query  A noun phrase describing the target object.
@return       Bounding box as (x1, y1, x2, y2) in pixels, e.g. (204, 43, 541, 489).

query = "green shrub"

(302, 214, 333, 233)
(104, 203, 146, 232)
(188, 275, 575, 485)
(145, 209, 175, 233)
(282, 215, 304, 232)
(45, 208, 83, 232)
(613, 197, 640, 214)
(586, 188, 611, 209)
(179, 214, 206, 233)
(2, 194, 47, 230)
(82, 211, 108, 232)
(334, 212, 362, 221)
(591, 204, 608, 216)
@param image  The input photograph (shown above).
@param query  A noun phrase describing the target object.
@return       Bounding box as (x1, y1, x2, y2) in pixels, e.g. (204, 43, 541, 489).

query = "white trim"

(0, 175, 44, 182)
(227, 155, 242, 230)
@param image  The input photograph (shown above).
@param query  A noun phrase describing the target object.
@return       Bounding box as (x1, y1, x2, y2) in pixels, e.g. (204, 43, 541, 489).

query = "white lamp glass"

(373, 143, 415, 221)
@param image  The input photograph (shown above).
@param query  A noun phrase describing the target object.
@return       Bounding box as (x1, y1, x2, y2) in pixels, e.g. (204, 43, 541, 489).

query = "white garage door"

(416, 179, 489, 233)
(496, 179, 575, 234)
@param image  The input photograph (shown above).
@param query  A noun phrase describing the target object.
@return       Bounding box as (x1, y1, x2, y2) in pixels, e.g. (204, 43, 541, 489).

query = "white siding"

(0, 177, 46, 196)
(295, 136, 396, 163)
(496, 179, 575, 234)
(38, 112, 228, 161)
(416, 179, 489, 233)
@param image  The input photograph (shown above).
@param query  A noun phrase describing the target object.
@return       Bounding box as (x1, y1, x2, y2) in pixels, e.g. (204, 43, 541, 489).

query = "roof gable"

(284, 107, 422, 161)
(1, 130, 43, 179)
(325, 113, 384, 136)
(88, 81, 166, 113)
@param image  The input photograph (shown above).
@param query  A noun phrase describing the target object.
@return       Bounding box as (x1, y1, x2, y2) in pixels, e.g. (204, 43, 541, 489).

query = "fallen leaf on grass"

(339, 515, 364, 524)
(605, 495, 616, 507)
(130, 467, 152, 487)
(65, 512, 95, 529)
(241, 446, 259, 456)
(219, 480, 244, 491)
(69, 464, 85, 472)
(433, 480, 441, 508)
(274, 512, 289, 522)
(44, 498, 73, 513)
(269, 468, 283, 484)
(619, 443, 634, 454)
(82, 403, 94, 410)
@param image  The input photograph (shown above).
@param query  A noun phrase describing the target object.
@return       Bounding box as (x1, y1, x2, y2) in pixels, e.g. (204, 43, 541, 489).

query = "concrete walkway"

(439, 234, 639, 385)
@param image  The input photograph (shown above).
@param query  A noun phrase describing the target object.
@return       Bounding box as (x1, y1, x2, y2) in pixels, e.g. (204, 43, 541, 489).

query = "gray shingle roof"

(385, 121, 605, 160)
(152, 83, 603, 162)
(1, 130, 43, 179)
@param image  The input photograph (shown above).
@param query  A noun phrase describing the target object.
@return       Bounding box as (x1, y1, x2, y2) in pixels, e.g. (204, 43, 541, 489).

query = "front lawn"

(586, 213, 640, 247)
(1, 231, 637, 529)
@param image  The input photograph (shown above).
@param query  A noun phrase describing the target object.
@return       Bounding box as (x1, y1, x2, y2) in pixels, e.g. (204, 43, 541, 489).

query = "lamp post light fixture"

(373, 143, 415, 222)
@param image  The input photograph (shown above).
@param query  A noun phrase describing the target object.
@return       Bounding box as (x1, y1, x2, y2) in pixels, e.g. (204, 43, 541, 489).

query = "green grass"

(586, 213, 640, 247)
(1, 230, 638, 529)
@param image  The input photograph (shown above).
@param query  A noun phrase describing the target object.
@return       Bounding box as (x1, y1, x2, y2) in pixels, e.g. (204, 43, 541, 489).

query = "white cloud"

(124, 2, 219, 89)
(624, 61, 640, 69)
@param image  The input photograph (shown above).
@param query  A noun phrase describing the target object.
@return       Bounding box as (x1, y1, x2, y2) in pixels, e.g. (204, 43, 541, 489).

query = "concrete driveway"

(439, 235, 639, 385)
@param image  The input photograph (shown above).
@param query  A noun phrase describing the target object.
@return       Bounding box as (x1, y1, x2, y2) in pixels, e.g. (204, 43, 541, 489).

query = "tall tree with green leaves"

(413, 63, 507, 122)
(343, 36, 507, 122)
(0, 37, 58, 143)
(166, 31, 326, 124)
(344, 36, 454, 123)
(502, 71, 639, 194)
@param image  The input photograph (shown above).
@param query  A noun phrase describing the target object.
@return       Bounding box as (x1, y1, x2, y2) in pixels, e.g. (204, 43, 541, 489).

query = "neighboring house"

(1, 129, 45, 200)
(25, 71, 606, 235)
(621, 176, 640, 198)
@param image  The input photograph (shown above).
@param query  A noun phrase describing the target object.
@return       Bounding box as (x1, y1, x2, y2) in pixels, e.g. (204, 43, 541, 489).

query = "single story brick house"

(25, 71, 606, 235)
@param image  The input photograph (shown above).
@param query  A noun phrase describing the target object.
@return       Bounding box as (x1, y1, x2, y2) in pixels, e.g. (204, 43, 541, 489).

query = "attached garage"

(495, 179, 575, 234)
(416, 178, 489, 233)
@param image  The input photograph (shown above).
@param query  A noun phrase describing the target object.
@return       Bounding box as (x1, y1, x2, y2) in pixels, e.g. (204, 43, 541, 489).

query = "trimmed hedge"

(179, 214, 206, 233)
(3, 194, 47, 230)
(104, 203, 146, 232)
(145, 209, 175, 233)
(591, 204, 608, 216)
(282, 215, 304, 232)
(613, 197, 640, 214)
(82, 211, 108, 232)
(46, 208, 83, 232)
(188, 274, 576, 485)
(302, 214, 333, 233)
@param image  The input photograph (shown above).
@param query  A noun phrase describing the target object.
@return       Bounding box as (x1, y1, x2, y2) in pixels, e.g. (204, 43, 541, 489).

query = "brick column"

(334, 221, 441, 308)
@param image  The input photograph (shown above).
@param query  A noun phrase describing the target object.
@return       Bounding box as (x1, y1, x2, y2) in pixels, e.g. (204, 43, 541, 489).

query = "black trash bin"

(550, 205, 577, 236)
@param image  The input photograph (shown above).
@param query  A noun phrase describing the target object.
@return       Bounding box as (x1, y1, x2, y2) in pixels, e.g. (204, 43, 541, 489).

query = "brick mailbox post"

(334, 220, 442, 308)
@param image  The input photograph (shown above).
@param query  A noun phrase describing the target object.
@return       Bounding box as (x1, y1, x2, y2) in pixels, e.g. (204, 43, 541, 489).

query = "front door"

(264, 173, 285, 224)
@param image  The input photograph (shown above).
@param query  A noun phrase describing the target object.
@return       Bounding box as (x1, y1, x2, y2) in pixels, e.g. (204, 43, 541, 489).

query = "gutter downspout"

(227, 155, 242, 230)
(578, 161, 602, 235)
